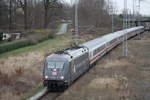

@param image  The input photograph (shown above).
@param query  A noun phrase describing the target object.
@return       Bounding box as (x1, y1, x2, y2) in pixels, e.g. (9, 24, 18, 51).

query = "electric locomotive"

(43, 46, 89, 90)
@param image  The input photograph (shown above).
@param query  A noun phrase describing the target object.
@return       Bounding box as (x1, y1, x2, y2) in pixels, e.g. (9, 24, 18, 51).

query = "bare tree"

(9, 0, 12, 31)
(0, 0, 68, 30)
(18, 0, 28, 30)
(77, 0, 110, 27)
(0, 0, 9, 29)
(43, 0, 60, 28)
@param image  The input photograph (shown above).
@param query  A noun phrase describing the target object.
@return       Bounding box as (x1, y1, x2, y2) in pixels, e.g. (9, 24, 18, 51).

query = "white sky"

(64, 0, 150, 16)
(115, 0, 150, 16)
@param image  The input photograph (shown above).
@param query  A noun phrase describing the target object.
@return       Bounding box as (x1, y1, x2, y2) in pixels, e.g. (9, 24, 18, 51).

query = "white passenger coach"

(82, 26, 144, 65)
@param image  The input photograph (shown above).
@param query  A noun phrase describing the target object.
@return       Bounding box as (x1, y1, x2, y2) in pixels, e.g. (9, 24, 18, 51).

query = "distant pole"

(108, 0, 110, 15)
(112, 11, 114, 33)
(135, 0, 140, 26)
(108, 0, 114, 33)
(135, 0, 137, 24)
(111, 1, 114, 33)
(132, 0, 135, 26)
(123, 0, 128, 57)
(123, 0, 125, 56)
(128, 10, 131, 28)
(128, 10, 130, 28)
(125, 0, 128, 57)
(74, 0, 79, 45)
(137, 0, 141, 39)
(138, 0, 141, 26)
(9, 0, 12, 32)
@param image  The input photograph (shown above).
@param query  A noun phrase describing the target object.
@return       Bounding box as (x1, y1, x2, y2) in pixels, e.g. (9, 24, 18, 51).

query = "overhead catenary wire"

(74, 0, 79, 45)
(132, 0, 135, 26)
(138, 0, 141, 26)
(108, 0, 115, 33)
(128, 10, 132, 28)
(111, 5, 114, 33)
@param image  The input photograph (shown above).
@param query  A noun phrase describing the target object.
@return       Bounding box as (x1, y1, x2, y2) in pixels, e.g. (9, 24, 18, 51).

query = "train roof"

(46, 26, 144, 61)
(47, 46, 88, 62)
(81, 26, 144, 50)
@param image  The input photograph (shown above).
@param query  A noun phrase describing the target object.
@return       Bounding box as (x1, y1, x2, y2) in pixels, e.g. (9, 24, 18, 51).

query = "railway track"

(28, 87, 62, 100)
(40, 92, 61, 100)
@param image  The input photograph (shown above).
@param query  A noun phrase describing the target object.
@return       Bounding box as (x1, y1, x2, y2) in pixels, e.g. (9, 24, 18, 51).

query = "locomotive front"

(43, 54, 70, 90)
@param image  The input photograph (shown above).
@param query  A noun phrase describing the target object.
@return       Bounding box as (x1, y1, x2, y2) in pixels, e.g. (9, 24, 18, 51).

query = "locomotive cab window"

(47, 62, 55, 69)
(47, 62, 64, 69)
(56, 62, 64, 69)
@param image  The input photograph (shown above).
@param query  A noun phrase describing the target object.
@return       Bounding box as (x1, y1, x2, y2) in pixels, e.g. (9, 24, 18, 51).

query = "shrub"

(0, 39, 30, 54)
(30, 29, 44, 33)
(0, 29, 56, 54)
(27, 30, 56, 44)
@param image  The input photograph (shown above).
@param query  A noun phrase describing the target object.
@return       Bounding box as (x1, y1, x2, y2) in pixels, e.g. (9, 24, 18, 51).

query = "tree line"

(69, 0, 112, 32)
(78, 0, 111, 27)
(0, 0, 112, 31)
(0, 0, 66, 31)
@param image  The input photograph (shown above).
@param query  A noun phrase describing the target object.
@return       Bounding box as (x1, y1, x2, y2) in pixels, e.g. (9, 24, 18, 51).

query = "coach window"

(110, 39, 116, 44)
(94, 49, 97, 56)
(94, 45, 105, 55)
(100, 45, 105, 51)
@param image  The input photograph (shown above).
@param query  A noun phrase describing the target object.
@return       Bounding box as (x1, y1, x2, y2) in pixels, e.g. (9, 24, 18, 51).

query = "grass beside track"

(0, 23, 66, 56)
(0, 35, 71, 58)
(0, 32, 101, 100)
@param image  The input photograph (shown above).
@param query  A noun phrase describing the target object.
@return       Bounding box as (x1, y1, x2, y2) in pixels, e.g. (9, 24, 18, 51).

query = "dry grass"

(88, 77, 120, 89)
(1, 31, 149, 100)
(102, 60, 130, 69)
(0, 52, 43, 76)
(0, 92, 20, 100)
(56, 32, 150, 100)
(0, 33, 100, 100)
(0, 41, 64, 100)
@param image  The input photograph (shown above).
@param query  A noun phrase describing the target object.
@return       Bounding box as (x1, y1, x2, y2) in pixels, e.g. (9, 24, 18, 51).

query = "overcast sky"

(64, 0, 150, 16)
(115, 0, 150, 16)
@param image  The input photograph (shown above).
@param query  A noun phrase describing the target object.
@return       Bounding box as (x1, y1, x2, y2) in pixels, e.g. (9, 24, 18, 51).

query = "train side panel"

(70, 52, 90, 82)
(82, 26, 145, 66)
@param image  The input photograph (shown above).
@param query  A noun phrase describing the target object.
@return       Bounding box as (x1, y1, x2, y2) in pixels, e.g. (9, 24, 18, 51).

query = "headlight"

(60, 76, 64, 80)
(45, 75, 48, 79)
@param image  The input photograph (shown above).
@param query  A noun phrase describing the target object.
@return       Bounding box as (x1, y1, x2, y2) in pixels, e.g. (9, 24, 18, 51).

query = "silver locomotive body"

(43, 47, 89, 90)
(43, 56, 70, 89)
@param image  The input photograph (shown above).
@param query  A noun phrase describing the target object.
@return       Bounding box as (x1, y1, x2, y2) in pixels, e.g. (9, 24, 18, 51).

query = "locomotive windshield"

(47, 61, 64, 69)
